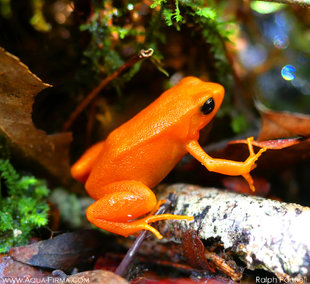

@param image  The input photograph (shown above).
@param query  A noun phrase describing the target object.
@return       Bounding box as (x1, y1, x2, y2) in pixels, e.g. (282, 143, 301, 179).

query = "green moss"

(79, 1, 242, 132)
(0, 159, 49, 253)
(152, 0, 233, 85)
(80, 0, 233, 87)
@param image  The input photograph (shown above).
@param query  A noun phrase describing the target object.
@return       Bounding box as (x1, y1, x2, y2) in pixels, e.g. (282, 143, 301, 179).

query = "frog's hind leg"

(86, 181, 193, 239)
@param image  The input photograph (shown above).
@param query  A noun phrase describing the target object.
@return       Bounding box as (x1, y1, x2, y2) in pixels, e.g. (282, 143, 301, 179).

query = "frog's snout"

(211, 83, 225, 111)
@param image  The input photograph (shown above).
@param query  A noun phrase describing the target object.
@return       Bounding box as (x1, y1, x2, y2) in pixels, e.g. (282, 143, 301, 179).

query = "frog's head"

(173, 76, 225, 140)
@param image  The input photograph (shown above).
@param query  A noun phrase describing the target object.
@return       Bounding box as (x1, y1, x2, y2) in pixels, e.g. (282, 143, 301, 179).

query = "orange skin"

(71, 77, 266, 239)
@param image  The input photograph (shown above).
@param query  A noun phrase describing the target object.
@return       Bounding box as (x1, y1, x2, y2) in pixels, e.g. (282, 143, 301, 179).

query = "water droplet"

(273, 34, 288, 49)
(281, 65, 296, 81)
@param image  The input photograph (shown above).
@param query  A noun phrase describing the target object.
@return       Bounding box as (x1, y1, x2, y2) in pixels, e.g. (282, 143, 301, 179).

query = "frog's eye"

(201, 98, 215, 115)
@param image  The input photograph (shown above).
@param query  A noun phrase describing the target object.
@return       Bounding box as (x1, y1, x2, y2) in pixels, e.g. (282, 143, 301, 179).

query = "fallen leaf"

(0, 47, 72, 185)
(256, 102, 310, 141)
(182, 230, 216, 273)
(0, 255, 54, 282)
(229, 137, 302, 149)
(61, 270, 128, 284)
(9, 230, 104, 272)
(226, 138, 310, 168)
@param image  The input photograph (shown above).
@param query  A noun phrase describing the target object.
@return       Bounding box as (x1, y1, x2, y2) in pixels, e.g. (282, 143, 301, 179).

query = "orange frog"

(71, 77, 266, 239)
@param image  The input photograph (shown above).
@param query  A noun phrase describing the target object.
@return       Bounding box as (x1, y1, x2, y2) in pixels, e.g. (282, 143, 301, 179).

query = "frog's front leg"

(186, 137, 266, 191)
(86, 181, 193, 239)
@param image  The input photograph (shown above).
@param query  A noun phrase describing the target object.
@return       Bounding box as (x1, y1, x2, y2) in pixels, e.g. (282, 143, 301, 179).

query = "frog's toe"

(139, 213, 193, 239)
(137, 223, 163, 239)
(242, 173, 255, 192)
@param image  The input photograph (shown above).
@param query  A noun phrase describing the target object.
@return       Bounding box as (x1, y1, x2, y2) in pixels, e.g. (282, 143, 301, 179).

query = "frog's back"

(106, 76, 215, 150)
(84, 77, 224, 198)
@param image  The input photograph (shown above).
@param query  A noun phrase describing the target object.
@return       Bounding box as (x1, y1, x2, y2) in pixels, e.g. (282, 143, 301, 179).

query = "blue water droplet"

(273, 34, 288, 49)
(281, 65, 296, 81)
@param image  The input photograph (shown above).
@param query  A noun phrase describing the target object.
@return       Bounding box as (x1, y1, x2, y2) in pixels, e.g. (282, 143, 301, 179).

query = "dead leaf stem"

(62, 48, 154, 132)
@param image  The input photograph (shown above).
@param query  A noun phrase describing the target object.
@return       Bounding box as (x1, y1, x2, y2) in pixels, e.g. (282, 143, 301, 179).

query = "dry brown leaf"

(0, 255, 53, 281)
(9, 230, 104, 272)
(0, 47, 72, 185)
(61, 270, 128, 284)
(256, 102, 310, 141)
(224, 138, 310, 169)
(230, 137, 302, 149)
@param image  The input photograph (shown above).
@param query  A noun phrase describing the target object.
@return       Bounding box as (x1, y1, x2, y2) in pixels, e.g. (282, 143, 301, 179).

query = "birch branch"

(251, 0, 310, 7)
(152, 184, 310, 280)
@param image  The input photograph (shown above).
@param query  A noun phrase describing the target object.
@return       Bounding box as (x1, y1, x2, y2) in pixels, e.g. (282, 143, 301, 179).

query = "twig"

(115, 193, 176, 278)
(85, 99, 98, 147)
(251, 0, 310, 7)
(62, 48, 154, 132)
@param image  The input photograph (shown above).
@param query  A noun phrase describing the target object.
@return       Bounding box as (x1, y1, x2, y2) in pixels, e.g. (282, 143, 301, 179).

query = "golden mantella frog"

(71, 77, 266, 239)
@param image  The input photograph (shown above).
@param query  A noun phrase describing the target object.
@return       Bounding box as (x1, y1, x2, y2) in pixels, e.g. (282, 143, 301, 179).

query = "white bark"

(154, 184, 310, 279)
